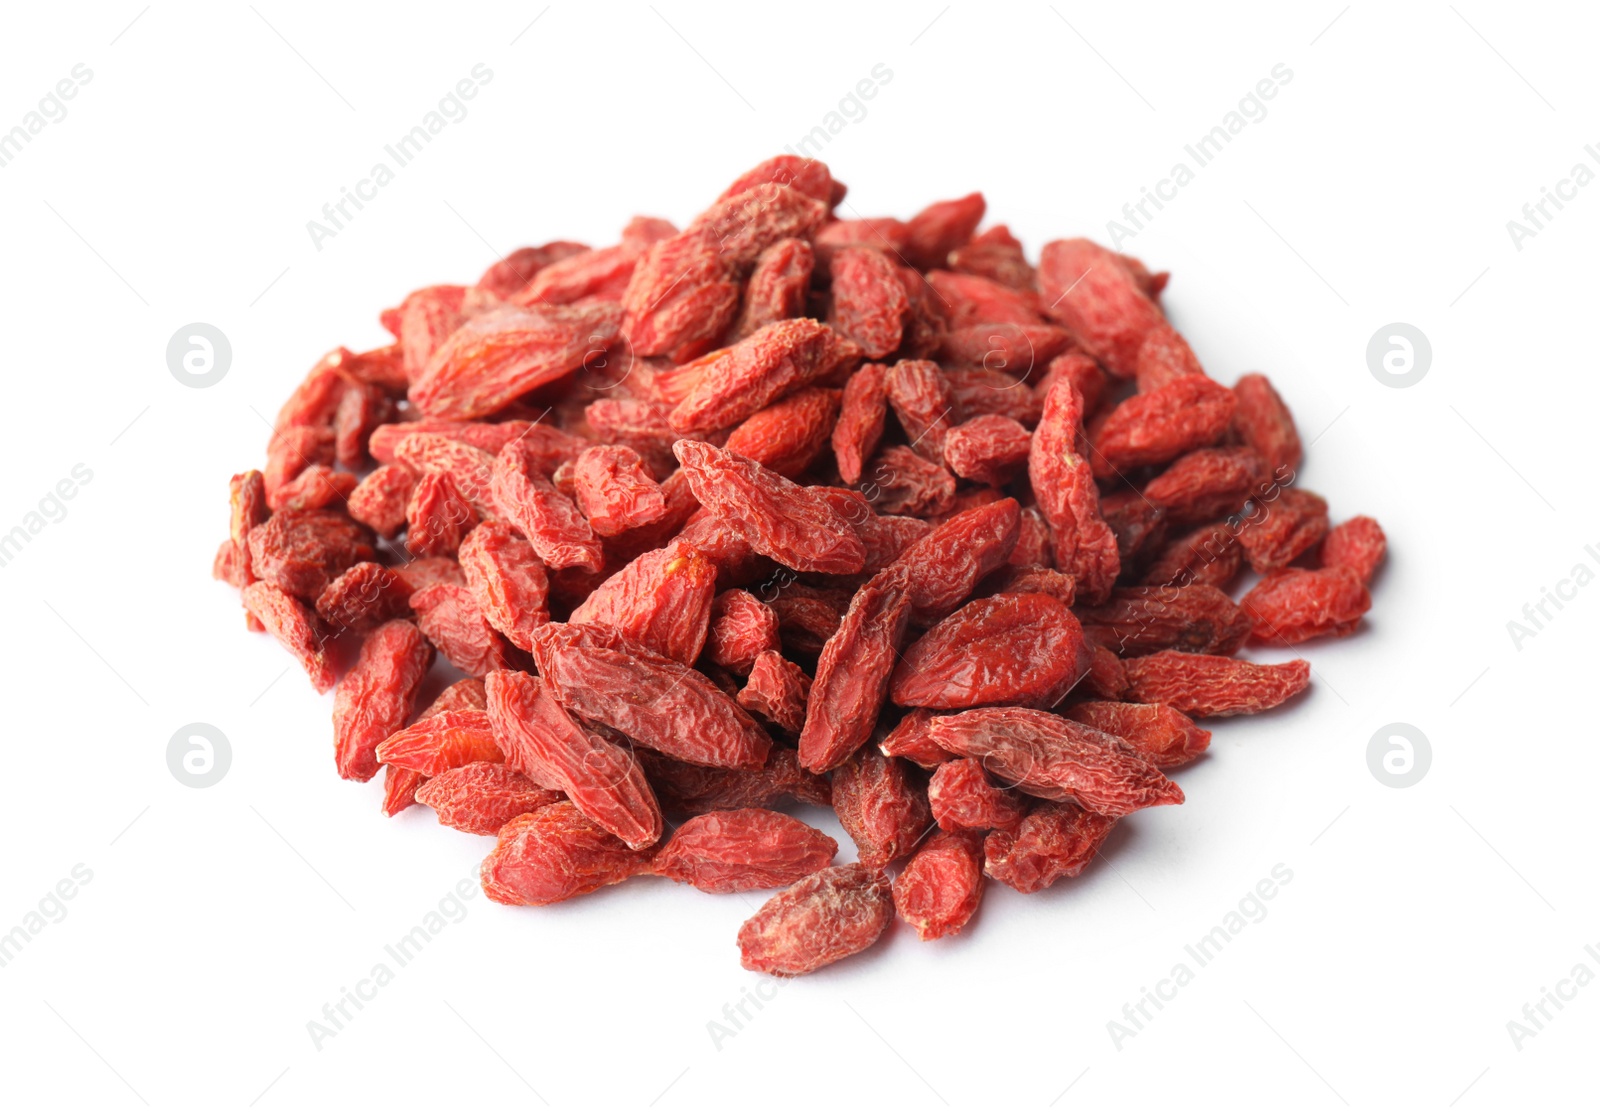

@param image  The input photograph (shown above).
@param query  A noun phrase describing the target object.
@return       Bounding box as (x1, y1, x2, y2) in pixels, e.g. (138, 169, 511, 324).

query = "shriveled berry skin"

(458, 521, 550, 652)
(1121, 651, 1311, 717)
(893, 829, 984, 941)
(1037, 238, 1165, 377)
(376, 709, 504, 777)
(1143, 522, 1242, 590)
(393, 555, 467, 595)
(673, 439, 866, 575)
(799, 565, 915, 773)
(481, 802, 653, 906)
(1030, 377, 1120, 604)
(422, 678, 488, 718)
(891, 592, 1091, 710)
(263, 426, 335, 509)
(1237, 488, 1328, 573)
(714, 155, 840, 207)
(273, 464, 358, 513)
(668, 318, 857, 435)
(415, 761, 563, 836)
(1231, 373, 1303, 475)
(926, 707, 1183, 817)
(1062, 702, 1210, 769)
(732, 238, 814, 341)
(879, 709, 952, 769)
(737, 649, 812, 733)
(1321, 515, 1386, 584)
(1143, 447, 1266, 528)
(409, 583, 518, 676)
(984, 802, 1116, 893)
(570, 542, 717, 665)
(737, 863, 894, 976)
(707, 589, 780, 676)
(829, 247, 909, 359)
(885, 359, 959, 462)
(830, 746, 933, 869)
(348, 465, 416, 537)
(904, 192, 985, 270)
(925, 269, 1041, 328)
(248, 509, 375, 602)
(405, 472, 478, 557)
(382, 764, 426, 817)
(944, 367, 1043, 427)
(652, 808, 837, 893)
(838, 364, 889, 486)
(1091, 374, 1238, 478)
(892, 498, 1020, 622)
(686, 181, 829, 268)
(490, 440, 605, 573)
(410, 302, 622, 420)
(241, 581, 336, 693)
(928, 758, 1026, 833)
(571, 445, 667, 537)
(863, 445, 956, 518)
(1241, 566, 1371, 645)
(1078, 585, 1253, 657)
(1080, 643, 1129, 700)
(723, 387, 840, 479)
(1134, 321, 1205, 393)
(948, 223, 1034, 290)
(944, 414, 1032, 486)
(392, 431, 498, 515)
(381, 284, 467, 382)
(621, 231, 740, 358)
(483, 670, 662, 849)
(315, 562, 413, 635)
(812, 217, 911, 271)
(642, 747, 830, 815)
(532, 622, 771, 770)
(333, 619, 434, 782)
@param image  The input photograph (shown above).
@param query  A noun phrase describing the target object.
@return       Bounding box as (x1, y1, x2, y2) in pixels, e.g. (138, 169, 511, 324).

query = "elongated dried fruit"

(1237, 488, 1328, 573)
(707, 589, 780, 675)
(532, 622, 771, 770)
(928, 757, 1026, 833)
(483, 670, 662, 849)
(831, 745, 933, 868)
(891, 592, 1090, 710)
(1231, 373, 1302, 474)
(833, 363, 889, 486)
(241, 581, 335, 692)
(1091, 375, 1237, 478)
(1320, 515, 1386, 584)
(416, 761, 563, 835)
(737, 649, 812, 732)
(1062, 702, 1210, 768)
(1030, 376, 1119, 604)
(1078, 585, 1253, 657)
(799, 564, 914, 773)
(569, 542, 717, 664)
(653, 808, 837, 893)
(376, 709, 504, 776)
(893, 498, 1020, 622)
(1121, 651, 1311, 717)
(673, 438, 866, 575)
(723, 387, 840, 479)
(737, 863, 893, 976)
(458, 521, 550, 651)
(490, 440, 604, 572)
(926, 707, 1183, 817)
(1241, 566, 1371, 645)
(829, 247, 908, 358)
(642, 747, 830, 815)
(333, 619, 433, 781)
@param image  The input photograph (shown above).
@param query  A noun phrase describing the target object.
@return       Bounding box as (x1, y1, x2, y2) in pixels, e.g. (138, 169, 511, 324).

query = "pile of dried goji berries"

(214, 156, 1385, 976)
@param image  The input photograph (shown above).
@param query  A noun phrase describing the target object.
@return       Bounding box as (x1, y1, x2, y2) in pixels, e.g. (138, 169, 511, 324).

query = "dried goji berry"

(532, 622, 771, 770)
(490, 440, 604, 572)
(668, 318, 859, 435)
(405, 471, 479, 557)
(943, 414, 1032, 486)
(948, 223, 1034, 290)
(928, 757, 1027, 833)
(331, 619, 433, 782)
(458, 521, 550, 651)
(482, 802, 653, 906)
(893, 828, 984, 941)
(247, 508, 374, 601)
(737, 863, 893, 976)
(686, 182, 829, 268)
(1037, 238, 1164, 378)
(1133, 321, 1205, 393)
(862, 445, 957, 518)
(315, 561, 413, 634)
(1320, 515, 1386, 584)
(879, 708, 951, 769)
(1143, 447, 1266, 528)
(984, 801, 1115, 893)
(570, 541, 717, 664)
(1241, 566, 1371, 645)
(409, 582, 518, 676)
(903, 192, 985, 270)
(483, 670, 662, 848)
(707, 590, 780, 675)
(892, 592, 1090, 710)
(925, 707, 1183, 817)
(830, 743, 933, 868)
(798, 564, 914, 773)
(1078, 584, 1253, 657)
(828, 247, 909, 359)
(1097, 488, 1168, 571)
(415, 761, 562, 836)
(1091, 374, 1237, 478)
(1062, 701, 1210, 768)
(641, 747, 830, 815)
(241, 581, 336, 692)
(885, 359, 959, 462)
(892, 497, 1020, 622)
(347, 465, 416, 538)
(1029, 377, 1120, 603)
(723, 387, 840, 479)
(1142, 521, 1242, 589)
(1120, 651, 1311, 717)
(1231, 372, 1303, 475)
(1237, 487, 1328, 573)
(376, 709, 504, 777)
(673, 438, 866, 575)
(652, 808, 837, 893)
(736, 648, 812, 733)
(731, 237, 814, 340)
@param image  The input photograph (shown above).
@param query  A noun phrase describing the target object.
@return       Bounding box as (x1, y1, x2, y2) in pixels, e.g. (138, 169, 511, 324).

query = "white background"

(1, 2, 1594, 1109)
